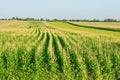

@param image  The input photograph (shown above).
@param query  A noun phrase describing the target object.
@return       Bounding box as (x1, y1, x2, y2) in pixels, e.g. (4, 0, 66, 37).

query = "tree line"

(0, 17, 120, 22)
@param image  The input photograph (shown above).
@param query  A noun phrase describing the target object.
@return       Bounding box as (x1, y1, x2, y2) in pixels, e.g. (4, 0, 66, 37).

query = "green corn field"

(0, 20, 120, 80)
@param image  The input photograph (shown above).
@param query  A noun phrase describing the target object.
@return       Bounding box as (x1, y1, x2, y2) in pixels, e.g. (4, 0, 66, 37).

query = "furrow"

(41, 32, 51, 71)
(52, 34, 64, 73)
(57, 35, 87, 79)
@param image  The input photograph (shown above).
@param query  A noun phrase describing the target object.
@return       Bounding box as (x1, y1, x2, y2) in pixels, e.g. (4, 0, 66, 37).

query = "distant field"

(49, 22, 120, 38)
(71, 22, 120, 29)
(0, 20, 120, 80)
(69, 22, 120, 32)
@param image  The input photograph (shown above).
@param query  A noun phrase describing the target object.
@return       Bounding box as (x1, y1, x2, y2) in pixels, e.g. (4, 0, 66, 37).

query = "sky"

(0, 0, 120, 19)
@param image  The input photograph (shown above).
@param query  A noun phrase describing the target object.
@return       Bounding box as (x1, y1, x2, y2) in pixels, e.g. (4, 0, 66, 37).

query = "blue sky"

(0, 0, 120, 19)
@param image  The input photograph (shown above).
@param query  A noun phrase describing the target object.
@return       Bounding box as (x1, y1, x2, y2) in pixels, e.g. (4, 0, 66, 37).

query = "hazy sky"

(0, 0, 120, 19)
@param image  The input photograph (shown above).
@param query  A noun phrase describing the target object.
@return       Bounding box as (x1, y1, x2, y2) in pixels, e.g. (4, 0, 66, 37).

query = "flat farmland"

(71, 22, 120, 29)
(0, 20, 120, 80)
(69, 22, 120, 32)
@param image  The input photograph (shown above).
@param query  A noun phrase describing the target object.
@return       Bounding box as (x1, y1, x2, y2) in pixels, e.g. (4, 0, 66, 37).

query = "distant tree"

(61, 19, 67, 22)
(12, 17, 16, 20)
(46, 19, 50, 21)
(53, 19, 58, 21)
(104, 18, 117, 22)
(24, 18, 35, 21)
(80, 19, 90, 22)
(40, 18, 44, 21)
(1, 18, 7, 20)
(90, 19, 101, 22)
